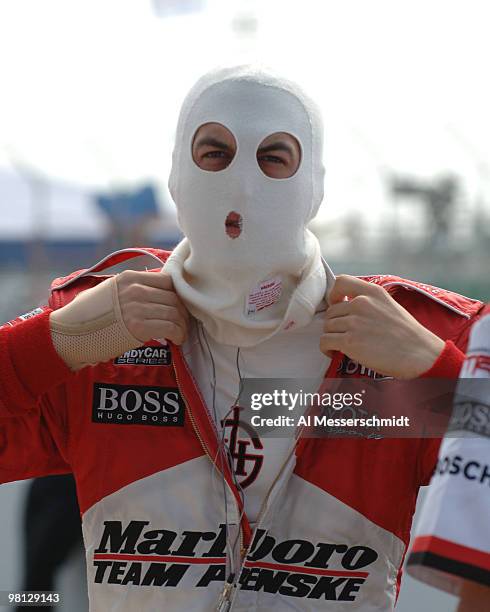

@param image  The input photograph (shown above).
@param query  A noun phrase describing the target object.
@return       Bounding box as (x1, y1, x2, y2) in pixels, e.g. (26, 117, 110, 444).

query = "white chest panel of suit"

(183, 309, 331, 525)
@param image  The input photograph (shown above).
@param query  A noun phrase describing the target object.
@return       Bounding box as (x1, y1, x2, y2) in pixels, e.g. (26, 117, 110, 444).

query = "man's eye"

(259, 155, 285, 165)
(203, 150, 229, 159)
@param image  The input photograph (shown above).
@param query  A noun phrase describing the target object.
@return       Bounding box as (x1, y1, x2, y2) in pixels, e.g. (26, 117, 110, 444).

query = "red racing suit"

(0, 248, 485, 611)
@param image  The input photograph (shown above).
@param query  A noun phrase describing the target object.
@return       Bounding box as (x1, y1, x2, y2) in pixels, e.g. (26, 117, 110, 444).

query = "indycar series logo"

(92, 521, 378, 601)
(114, 345, 171, 366)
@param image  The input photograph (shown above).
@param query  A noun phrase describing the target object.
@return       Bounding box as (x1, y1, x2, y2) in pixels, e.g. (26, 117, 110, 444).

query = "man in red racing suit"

(0, 66, 486, 611)
(0, 246, 484, 611)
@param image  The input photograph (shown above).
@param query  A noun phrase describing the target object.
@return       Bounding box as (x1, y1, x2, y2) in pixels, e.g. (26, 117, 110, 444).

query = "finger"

(139, 303, 187, 328)
(144, 319, 188, 345)
(328, 275, 381, 305)
(323, 316, 351, 333)
(165, 293, 190, 322)
(324, 301, 352, 320)
(136, 286, 189, 321)
(319, 332, 345, 354)
(121, 270, 175, 291)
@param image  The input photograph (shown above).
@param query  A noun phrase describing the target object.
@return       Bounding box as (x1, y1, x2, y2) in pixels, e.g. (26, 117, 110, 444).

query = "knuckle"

(352, 295, 370, 309)
(370, 281, 384, 295)
(121, 282, 142, 302)
(118, 269, 135, 285)
(125, 284, 139, 300)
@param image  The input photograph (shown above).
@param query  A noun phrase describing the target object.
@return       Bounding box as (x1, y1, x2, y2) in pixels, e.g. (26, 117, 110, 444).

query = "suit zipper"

(228, 438, 299, 611)
(172, 361, 213, 462)
(172, 360, 244, 571)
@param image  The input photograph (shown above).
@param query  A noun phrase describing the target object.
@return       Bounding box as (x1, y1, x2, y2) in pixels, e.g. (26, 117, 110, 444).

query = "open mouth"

(225, 211, 242, 239)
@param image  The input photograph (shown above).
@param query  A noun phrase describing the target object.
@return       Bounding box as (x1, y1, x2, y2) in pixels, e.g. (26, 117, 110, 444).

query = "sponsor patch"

(19, 307, 45, 321)
(337, 356, 392, 380)
(435, 453, 490, 485)
(449, 399, 490, 437)
(92, 521, 377, 601)
(114, 345, 171, 366)
(1, 307, 46, 330)
(92, 383, 184, 427)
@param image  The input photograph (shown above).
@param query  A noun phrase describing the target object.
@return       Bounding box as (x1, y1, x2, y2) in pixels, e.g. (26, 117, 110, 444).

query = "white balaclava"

(164, 65, 327, 347)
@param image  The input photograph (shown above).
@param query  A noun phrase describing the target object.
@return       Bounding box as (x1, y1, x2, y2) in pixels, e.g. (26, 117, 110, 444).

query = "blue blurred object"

(95, 184, 159, 224)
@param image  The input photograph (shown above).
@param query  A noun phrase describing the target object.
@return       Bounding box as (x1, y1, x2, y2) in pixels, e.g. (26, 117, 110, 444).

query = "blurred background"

(0, 0, 489, 610)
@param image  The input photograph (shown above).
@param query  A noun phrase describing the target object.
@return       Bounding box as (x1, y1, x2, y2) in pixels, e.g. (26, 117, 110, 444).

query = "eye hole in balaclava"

(192, 122, 237, 172)
(256, 132, 301, 179)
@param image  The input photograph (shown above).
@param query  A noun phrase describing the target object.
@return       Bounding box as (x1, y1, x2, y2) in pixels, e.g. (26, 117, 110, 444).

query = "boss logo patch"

(114, 345, 171, 366)
(92, 383, 184, 427)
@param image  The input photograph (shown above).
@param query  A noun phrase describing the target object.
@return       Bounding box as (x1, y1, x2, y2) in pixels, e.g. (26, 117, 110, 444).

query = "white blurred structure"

(0, 167, 106, 241)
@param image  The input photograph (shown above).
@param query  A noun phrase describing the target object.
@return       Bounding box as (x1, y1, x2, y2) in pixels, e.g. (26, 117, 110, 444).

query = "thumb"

(328, 274, 380, 305)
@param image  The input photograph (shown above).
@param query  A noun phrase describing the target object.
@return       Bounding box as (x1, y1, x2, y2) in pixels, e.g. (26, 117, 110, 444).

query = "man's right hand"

(116, 270, 188, 345)
(50, 270, 189, 371)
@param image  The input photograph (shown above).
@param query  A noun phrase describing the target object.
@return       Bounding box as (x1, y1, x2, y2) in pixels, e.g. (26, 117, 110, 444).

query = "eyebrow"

(257, 141, 295, 157)
(194, 136, 232, 151)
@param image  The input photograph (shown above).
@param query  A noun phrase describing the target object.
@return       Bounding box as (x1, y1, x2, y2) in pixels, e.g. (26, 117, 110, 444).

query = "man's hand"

(116, 270, 188, 345)
(50, 270, 189, 370)
(320, 275, 445, 379)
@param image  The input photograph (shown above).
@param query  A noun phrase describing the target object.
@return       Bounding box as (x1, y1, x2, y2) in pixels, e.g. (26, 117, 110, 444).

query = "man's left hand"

(320, 275, 445, 379)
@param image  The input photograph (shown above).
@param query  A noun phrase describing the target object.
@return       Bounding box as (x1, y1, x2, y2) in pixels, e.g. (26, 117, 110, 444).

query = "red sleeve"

(419, 304, 487, 380)
(419, 340, 465, 379)
(0, 396, 71, 484)
(0, 308, 73, 482)
(0, 309, 72, 417)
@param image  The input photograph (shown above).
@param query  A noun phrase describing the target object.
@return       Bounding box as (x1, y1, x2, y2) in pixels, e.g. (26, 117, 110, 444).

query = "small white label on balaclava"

(246, 276, 283, 316)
